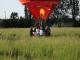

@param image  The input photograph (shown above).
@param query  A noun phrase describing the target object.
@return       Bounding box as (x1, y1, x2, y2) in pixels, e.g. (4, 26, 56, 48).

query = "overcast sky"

(0, 0, 24, 19)
(0, 0, 80, 19)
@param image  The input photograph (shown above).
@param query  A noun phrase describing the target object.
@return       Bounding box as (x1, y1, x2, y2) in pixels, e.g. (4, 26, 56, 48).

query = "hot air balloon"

(19, 0, 61, 22)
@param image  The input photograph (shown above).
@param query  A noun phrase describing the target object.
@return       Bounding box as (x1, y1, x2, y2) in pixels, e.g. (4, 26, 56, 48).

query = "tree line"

(0, 0, 80, 28)
(0, 12, 33, 28)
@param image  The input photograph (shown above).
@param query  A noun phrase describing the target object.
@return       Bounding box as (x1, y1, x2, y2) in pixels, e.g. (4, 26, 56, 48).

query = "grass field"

(0, 28, 80, 60)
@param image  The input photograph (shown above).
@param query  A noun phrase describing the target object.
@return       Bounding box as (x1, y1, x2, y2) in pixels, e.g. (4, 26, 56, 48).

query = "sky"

(0, 0, 80, 19)
(0, 0, 24, 19)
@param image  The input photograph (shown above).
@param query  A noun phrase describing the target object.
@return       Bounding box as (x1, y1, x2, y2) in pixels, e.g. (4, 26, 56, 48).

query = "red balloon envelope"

(19, 0, 61, 22)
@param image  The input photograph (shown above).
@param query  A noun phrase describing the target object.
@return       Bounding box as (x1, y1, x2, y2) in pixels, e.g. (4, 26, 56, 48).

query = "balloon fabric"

(19, 0, 61, 22)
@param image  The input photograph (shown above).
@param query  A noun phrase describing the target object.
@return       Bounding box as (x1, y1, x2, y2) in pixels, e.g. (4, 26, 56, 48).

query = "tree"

(24, 5, 32, 19)
(50, 0, 79, 27)
(51, 0, 70, 27)
(24, 5, 28, 19)
(71, 0, 79, 27)
(10, 12, 19, 19)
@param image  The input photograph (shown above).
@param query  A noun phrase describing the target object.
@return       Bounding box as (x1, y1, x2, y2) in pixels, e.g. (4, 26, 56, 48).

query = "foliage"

(24, 6, 32, 20)
(51, 0, 79, 27)
(10, 12, 19, 19)
(0, 18, 33, 28)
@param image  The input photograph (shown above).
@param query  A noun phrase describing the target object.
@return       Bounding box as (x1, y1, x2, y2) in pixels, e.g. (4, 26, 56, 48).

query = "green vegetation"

(0, 28, 80, 60)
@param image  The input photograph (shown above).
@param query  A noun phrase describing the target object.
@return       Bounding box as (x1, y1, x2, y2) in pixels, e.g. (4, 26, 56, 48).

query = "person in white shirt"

(40, 27, 44, 36)
(36, 26, 40, 36)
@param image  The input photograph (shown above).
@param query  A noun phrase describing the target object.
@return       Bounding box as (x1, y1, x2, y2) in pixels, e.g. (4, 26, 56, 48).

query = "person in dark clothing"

(30, 27, 34, 36)
(47, 26, 51, 36)
(45, 26, 51, 36)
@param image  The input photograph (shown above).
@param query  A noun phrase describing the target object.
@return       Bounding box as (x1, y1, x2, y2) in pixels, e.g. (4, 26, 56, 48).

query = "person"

(30, 27, 34, 37)
(36, 26, 40, 36)
(47, 26, 51, 36)
(33, 27, 36, 36)
(45, 26, 51, 36)
(40, 26, 44, 36)
(45, 26, 48, 36)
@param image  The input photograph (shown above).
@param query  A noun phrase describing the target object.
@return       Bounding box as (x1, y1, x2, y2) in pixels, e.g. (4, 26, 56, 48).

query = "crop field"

(0, 28, 80, 60)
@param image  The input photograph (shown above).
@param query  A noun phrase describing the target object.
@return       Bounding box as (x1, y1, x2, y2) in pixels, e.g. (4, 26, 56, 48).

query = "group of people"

(30, 23, 51, 37)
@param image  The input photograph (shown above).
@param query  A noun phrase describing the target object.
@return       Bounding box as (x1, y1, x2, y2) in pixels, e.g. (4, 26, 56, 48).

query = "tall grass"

(0, 28, 80, 60)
